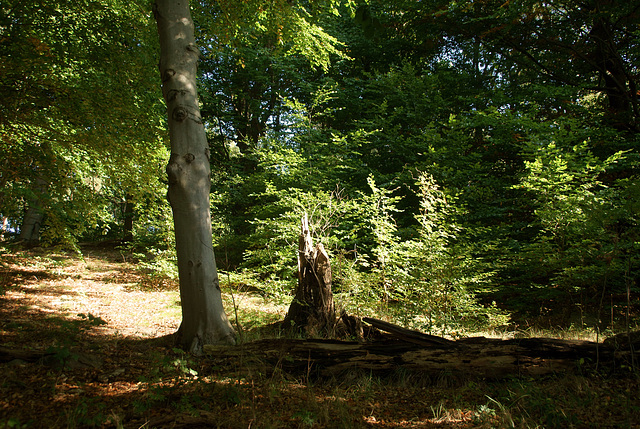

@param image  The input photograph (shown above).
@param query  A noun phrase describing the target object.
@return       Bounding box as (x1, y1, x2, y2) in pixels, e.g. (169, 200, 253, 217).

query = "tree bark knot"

(170, 105, 203, 124)
(162, 68, 176, 83)
(166, 153, 183, 183)
(172, 106, 189, 122)
(167, 88, 187, 102)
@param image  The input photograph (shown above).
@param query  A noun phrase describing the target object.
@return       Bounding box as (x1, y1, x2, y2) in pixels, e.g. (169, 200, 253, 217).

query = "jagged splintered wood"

(284, 214, 335, 334)
(154, 0, 235, 353)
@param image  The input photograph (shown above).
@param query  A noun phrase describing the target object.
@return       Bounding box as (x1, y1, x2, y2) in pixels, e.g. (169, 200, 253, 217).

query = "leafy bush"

(505, 124, 640, 326)
(384, 173, 509, 333)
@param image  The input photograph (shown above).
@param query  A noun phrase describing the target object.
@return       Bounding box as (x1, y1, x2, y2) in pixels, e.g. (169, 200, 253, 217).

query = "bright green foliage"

(5, 0, 638, 332)
(205, 0, 638, 331)
(361, 175, 401, 301)
(0, 0, 168, 247)
(510, 125, 639, 324)
(374, 172, 508, 333)
(195, 0, 353, 72)
(193, 0, 639, 331)
(243, 185, 351, 298)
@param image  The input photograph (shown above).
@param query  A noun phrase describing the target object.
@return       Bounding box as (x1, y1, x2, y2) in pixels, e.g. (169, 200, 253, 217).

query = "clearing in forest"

(1, 246, 638, 428)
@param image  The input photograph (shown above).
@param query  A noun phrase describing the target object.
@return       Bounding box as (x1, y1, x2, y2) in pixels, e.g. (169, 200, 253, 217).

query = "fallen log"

(204, 322, 639, 379)
(0, 346, 102, 369)
(362, 317, 455, 346)
(0, 346, 50, 363)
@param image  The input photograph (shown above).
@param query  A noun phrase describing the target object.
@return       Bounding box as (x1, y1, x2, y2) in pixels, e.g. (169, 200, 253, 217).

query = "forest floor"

(0, 245, 639, 428)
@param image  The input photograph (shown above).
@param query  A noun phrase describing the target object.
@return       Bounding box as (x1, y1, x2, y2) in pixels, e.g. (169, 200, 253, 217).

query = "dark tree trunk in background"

(284, 214, 335, 334)
(19, 206, 42, 245)
(122, 194, 134, 242)
(19, 177, 47, 246)
(590, 17, 639, 129)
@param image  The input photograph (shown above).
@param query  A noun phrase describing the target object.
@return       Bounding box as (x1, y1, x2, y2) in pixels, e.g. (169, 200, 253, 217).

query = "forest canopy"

(1, 0, 639, 334)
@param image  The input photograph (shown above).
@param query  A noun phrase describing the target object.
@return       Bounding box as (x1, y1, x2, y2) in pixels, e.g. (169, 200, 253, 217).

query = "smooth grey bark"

(154, 0, 235, 353)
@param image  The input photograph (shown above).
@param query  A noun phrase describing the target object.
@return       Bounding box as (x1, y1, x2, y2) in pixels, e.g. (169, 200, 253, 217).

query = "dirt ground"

(1, 246, 639, 428)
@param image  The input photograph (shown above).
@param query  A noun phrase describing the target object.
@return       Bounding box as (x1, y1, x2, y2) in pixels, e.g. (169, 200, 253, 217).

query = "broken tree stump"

(283, 214, 335, 334)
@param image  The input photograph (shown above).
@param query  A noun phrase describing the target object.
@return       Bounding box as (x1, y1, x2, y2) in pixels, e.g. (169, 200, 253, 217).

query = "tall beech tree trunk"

(154, 0, 235, 353)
